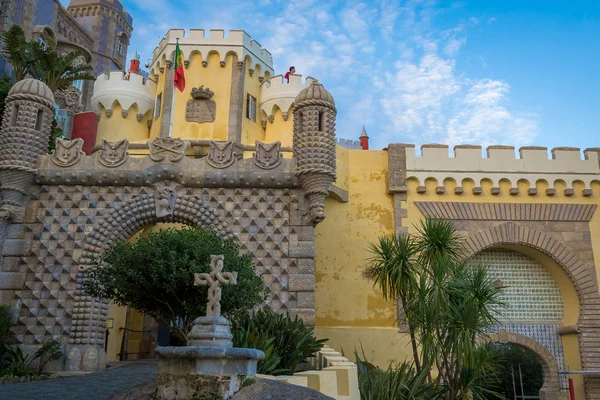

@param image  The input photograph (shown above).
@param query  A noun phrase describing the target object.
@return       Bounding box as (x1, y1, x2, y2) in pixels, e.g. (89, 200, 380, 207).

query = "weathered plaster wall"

(264, 109, 293, 150)
(149, 65, 166, 139)
(314, 149, 411, 368)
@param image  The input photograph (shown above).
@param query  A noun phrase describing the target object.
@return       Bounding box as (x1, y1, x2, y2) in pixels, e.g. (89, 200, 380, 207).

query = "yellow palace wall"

(171, 52, 232, 140)
(314, 147, 413, 368)
(149, 61, 166, 139)
(241, 61, 265, 146)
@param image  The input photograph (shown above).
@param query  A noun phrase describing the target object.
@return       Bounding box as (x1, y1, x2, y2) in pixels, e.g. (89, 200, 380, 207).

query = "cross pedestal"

(155, 255, 264, 399)
(187, 254, 237, 347)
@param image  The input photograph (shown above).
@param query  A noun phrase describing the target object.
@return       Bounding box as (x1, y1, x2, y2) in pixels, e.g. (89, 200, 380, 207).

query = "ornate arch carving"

(69, 187, 234, 346)
(464, 222, 592, 312)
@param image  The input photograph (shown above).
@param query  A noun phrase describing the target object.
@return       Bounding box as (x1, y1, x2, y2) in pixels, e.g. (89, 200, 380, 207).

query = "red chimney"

(360, 126, 369, 150)
(130, 50, 140, 73)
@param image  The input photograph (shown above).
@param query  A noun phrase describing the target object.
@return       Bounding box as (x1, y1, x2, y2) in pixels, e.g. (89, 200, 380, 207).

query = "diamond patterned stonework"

(11, 183, 305, 370)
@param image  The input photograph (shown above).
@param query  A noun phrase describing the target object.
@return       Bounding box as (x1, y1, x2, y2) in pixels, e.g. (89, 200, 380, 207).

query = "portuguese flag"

(174, 40, 185, 92)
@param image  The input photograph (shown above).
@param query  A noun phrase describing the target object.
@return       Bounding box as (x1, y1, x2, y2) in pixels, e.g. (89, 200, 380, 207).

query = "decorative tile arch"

(465, 221, 600, 398)
(487, 329, 560, 400)
(463, 221, 592, 313)
(70, 186, 234, 348)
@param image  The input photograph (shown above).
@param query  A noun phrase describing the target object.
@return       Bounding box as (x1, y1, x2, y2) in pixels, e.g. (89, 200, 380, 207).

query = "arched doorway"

(489, 342, 544, 398)
(67, 188, 236, 370)
(105, 222, 187, 362)
(471, 248, 565, 399)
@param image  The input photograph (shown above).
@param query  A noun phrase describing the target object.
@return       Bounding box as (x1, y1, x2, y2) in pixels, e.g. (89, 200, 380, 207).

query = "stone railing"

(257, 346, 360, 400)
(405, 144, 600, 195)
(37, 138, 295, 188)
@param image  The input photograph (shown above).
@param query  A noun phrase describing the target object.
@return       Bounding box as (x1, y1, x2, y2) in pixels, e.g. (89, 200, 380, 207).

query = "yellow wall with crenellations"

(241, 60, 265, 145)
(171, 52, 232, 140)
(264, 109, 293, 149)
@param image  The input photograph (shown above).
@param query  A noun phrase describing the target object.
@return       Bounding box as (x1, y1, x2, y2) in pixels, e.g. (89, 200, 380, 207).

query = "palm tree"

(2, 26, 94, 92)
(365, 219, 505, 399)
(1, 25, 41, 81)
(364, 233, 423, 374)
(29, 38, 94, 92)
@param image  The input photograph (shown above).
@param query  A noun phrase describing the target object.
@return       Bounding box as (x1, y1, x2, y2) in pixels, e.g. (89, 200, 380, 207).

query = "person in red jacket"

(284, 66, 296, 83)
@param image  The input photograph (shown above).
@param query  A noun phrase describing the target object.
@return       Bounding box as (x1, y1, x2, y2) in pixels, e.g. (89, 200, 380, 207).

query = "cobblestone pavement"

(0, 361, 158, 400)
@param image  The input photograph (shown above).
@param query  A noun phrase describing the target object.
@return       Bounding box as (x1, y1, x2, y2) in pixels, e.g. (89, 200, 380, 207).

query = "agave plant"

(355, 345, 442, 400)
(231, 308, 327, 375)
(0, 340, 62, 377)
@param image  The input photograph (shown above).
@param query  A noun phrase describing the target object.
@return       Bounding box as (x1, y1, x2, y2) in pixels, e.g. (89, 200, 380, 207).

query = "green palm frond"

(364, 234, 419, 301)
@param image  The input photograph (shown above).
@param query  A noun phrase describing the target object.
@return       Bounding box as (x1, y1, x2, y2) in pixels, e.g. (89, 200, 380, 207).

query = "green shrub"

(0, 75, 12, 124)
(355, 347, 442, 400)
(0, 340, 62, 377)
(84, 227, 266, 343)
(231, 309, 327, 375)
(0, 306, 15, 346)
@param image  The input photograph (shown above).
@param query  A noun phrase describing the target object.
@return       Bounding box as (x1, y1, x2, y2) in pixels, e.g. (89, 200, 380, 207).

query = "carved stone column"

(387, 144, 412, 331)
(0, 79, 54, 338)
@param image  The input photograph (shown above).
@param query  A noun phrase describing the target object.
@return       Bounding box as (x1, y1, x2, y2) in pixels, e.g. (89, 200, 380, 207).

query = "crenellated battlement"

(91, 71, 156, 119)
(150, 29, 274, 78)
(404, 144, 600, 195)
(259, 74, 316, 121)
(337, 138, 361, 150)
(407, 144, 599, 172)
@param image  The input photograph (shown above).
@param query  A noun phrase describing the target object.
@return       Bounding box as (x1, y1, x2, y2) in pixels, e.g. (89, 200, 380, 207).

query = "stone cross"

(194, 255, 238, 317)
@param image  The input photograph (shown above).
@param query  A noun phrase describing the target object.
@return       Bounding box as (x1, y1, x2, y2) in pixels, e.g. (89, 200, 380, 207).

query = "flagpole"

(169, 38, 179, 138)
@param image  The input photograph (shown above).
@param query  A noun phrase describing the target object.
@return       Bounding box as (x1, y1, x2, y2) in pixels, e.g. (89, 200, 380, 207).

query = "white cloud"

(378, 54, 460, 142)
(376, 63, 538, 148)
(339, 6, 370, 41)
(446, 80, 538, 146)
(444, 37, 466, 57)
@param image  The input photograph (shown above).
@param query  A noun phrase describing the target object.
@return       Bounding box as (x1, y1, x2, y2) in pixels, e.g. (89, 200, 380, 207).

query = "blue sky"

(75, 0, 600, 151)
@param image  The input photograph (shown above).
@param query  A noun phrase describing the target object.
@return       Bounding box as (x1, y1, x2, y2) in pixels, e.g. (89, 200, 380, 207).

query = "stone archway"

(67, 186, 234, 370)
(464, 221, 600, 398)
(487, 329, 561, 400)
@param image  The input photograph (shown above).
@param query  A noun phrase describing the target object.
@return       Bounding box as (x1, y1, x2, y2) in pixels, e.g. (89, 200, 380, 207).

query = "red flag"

(174, 41, 185, 92)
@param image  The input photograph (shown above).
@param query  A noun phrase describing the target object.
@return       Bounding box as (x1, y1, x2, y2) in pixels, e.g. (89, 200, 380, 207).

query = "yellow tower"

(91, 71, 156, 147)
(147, 29, 273, 144)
